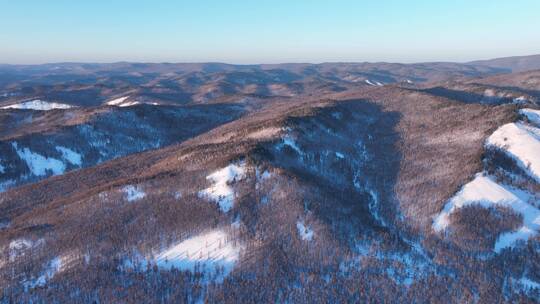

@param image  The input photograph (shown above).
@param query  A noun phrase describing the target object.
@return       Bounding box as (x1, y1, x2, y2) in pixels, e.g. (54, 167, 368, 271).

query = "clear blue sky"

(1, 0, 539, 64)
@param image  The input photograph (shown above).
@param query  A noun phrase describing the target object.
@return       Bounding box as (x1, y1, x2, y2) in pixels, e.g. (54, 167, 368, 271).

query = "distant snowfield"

(154, 229, 241, 279)
(106, 96, 130, 106)
(434, 109, 540, 252)
(106, 96, 158, 107)
(365, 79, 384, 87)
(1, 100, 72, 110)
(199, 162, 246, 212)
(12, 142, 65, 176)
(486, 122, 540, 182)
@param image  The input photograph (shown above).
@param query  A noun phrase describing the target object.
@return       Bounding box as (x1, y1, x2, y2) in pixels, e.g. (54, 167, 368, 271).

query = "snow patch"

(199, 162, 246, 212)
(123, 185, 146, 202)
(154, 229, 241, 280)
(486, 122, 540, 182)
(12, 142, 65, 176)
(335, 152, 345, 159)
(1, 100, 72, 111)
(9, 239, 44, 261)
(106, 96, 130, 106)
(513, 96, 529, 104)
(56, 146, 82, 166)
(25, 254, 75, 289)
(118, 101, 140, 107)
(280, 135, 302, 154)
(365, 79, 383, 87)
(520, 108, 540, 127)
(174, 191, 182, 199)
(296, 220, 314, 241)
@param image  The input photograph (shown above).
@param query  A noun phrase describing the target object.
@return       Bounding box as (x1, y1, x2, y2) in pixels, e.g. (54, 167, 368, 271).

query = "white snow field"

(486, 122, 540, 182)
(199, 162, 246, 212)
(12, 142, 65, 176)
(1, 100, 72, 110)
(520, 108, 540, 127)
(296, 220, 314, 241)
(155, 229, 241, 279)
(123, 185, 146, 202)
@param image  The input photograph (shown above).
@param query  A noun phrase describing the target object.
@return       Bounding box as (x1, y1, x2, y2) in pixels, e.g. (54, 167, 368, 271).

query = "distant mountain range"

(468, 54, 540, 72)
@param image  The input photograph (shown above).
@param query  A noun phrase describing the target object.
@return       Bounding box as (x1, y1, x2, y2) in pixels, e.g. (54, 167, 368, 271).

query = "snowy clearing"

(1, 100, 72, 111)
(12, 142, 65, 176)
(296, 220, 314, 241)
(123, 185, 146, 202)
(486, 122, 540, 182)
(154, 229, 241, 279)
(56, 146, 82, 166)
(106, 96, 130, 106)
(433, 173, 540, 252)
(199, 162, 246, 212)
(520, 108, 540, 127)
(365, 79, 384, 87)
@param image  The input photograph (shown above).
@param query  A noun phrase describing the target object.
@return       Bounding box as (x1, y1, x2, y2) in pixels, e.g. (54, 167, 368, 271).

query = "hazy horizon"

(1, 0, 540, 64)
(1, 52, 540, 66)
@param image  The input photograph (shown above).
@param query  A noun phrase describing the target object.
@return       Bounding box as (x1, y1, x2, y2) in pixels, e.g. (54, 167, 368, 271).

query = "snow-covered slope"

(486, 122, 540, 182)
(1, 100, 73, 110)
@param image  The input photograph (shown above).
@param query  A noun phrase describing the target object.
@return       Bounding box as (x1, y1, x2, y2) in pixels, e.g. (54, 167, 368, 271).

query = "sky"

(1, 0, 539, 64)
